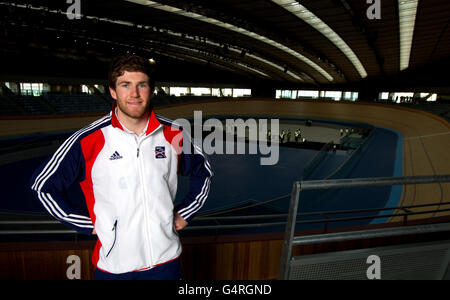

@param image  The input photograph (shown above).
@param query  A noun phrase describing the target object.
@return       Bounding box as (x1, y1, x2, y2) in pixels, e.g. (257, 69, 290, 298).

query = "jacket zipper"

(136, 138, 153, 266)
(130, 126, 161, 267)
(106, 220, 118, 258)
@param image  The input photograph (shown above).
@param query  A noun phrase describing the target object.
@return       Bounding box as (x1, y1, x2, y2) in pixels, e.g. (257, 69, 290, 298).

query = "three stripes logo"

(109, 151, 123, 160)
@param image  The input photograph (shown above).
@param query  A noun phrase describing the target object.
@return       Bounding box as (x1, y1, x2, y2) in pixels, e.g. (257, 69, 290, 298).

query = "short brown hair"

(108, 54, 155, 91)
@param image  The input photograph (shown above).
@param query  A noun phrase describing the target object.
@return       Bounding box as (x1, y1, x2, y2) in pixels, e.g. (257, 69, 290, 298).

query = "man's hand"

(174, 212, 188, 231)
(92, 214, 187, 235)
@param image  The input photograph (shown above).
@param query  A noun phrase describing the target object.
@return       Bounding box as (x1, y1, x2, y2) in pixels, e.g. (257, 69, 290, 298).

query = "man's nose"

(130, 85, 140, 98)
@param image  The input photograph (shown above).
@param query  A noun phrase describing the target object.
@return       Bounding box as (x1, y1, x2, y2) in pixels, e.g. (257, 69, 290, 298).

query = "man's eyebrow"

(117, 80, 148, 85)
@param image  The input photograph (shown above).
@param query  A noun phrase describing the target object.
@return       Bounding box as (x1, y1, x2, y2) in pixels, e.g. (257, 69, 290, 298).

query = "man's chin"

(117, 104, 150, 120)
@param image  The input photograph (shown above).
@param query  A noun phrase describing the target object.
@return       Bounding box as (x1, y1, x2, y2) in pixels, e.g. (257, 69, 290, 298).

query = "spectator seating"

(0, 95, 24, 116)
(11, 95, 54, 115)
(43, 93, 111, 114)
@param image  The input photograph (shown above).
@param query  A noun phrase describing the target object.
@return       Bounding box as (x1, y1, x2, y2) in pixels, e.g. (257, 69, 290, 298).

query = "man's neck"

(116, 108, 150, 136)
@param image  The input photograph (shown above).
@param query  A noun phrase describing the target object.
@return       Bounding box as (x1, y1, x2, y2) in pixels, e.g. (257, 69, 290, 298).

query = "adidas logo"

(109, 151, 123, 160)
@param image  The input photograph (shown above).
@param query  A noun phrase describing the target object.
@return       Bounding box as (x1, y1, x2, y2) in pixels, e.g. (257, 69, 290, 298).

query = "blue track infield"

(0, 119, 403, 232)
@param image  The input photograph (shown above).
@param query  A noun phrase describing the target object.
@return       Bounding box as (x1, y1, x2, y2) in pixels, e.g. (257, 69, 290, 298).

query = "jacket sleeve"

(30, 137, 94, 235)
(176, 131, 213, 223)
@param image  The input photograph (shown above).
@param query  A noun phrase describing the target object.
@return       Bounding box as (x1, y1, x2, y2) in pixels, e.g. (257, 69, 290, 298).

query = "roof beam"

(334, 0, 385, 77)
(125, 0, 334, 82)
(0, 2, 296, 82)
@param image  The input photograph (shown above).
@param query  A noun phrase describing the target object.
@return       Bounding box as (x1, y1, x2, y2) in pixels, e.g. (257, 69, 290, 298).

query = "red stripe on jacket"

(79, 129, 106, 268)
(163, 124, 183, 173)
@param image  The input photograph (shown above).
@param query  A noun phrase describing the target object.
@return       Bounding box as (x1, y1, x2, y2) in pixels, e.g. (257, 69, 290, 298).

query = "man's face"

(109, 71, 153, 120)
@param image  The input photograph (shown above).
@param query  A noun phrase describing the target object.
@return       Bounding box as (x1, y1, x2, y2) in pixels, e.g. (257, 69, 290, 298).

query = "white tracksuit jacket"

(30, 106, 213, 274)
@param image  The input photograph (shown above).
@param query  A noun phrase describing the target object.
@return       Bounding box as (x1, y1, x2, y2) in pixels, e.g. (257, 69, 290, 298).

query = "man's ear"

(109, 86, 117, 100)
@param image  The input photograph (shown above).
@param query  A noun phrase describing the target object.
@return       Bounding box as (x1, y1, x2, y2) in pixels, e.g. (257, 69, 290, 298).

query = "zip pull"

(106, 220, 118, 258)
(137, 147, 140, 158)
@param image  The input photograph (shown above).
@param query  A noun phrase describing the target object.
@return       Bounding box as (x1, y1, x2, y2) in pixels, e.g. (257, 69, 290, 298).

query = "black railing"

(278, 174, 450, 280)
(1, 175, 450, 236)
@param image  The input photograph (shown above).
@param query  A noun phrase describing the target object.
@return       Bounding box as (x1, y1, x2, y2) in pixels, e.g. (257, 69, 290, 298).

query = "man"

(30, 54, 213, 280)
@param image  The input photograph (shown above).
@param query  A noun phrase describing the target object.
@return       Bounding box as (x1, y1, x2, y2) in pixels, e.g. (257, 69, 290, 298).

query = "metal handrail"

(3, 208, 450, 234)
(278, 174, 450, 280)
(291, 223, 450, 247)
(2, 200, 450, 234)
(1, 175, 450, 236)
(194, 200, 450, 221)
(300, 175, 450, 190)
(2, 202, 450, 226)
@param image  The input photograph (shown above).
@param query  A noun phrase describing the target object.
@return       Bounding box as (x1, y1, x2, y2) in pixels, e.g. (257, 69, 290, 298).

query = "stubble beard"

(116, 98, 151, 120)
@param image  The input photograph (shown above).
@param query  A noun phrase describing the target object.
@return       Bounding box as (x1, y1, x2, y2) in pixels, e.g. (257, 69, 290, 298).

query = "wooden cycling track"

(1, 99, 449, 223)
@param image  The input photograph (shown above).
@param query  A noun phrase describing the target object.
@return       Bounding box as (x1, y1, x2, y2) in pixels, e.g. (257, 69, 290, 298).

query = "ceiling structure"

(0, 0, 449, 91)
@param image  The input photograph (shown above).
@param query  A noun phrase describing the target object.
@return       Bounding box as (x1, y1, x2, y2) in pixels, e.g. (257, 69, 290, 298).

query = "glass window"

(298, 90, 319, 99)
(281, 90, 291, 99)
(380, 92, 390, 100)
(275, 90, 282, 99)
(233, 89, 251, 98)
(221, 88, 232, 97)
(343, 92, 352, 100)
(169, 87, 189, 97)
(291, 90, 297, 99)
(393, 92, 414, 103)
(20, 82, 44, 96)
(94, 84, 105, 93)
(420, 93, 438, 102)
(82, 85, 91, 94)
(324, 91, 342, 101)
(5, 82, 19, 94)
(191, 87, 211, 96)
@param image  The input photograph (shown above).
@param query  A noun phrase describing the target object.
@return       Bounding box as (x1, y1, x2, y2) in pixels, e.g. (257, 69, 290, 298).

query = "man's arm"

(176, 132, 213, 225)
(30, 136, 94, 235)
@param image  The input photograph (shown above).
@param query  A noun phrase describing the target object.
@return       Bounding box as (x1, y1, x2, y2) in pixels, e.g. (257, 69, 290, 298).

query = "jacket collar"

(110, 102, 161, 136)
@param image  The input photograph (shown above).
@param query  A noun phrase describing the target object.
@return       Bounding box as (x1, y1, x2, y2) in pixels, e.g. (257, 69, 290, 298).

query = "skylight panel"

(271, 0, 368, 79)
(398, 0, 419, 71)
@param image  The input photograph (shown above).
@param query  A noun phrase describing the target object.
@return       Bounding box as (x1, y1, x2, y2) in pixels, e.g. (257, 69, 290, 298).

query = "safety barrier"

(287, 239, 450, 280)
(278, 174, 450, 280)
